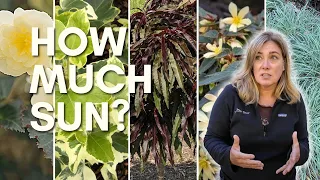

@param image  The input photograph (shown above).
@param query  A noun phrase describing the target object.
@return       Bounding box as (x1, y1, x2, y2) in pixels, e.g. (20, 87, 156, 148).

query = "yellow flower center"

(214, 48, 221, 55)
(233, 16, 241, 25)
(12, 27, 32, 56)
(199, 158, 209, 169)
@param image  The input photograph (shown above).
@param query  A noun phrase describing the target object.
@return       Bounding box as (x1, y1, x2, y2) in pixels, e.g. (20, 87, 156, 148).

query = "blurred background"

(200, 0, 264, 17)
(0, 0, 53, 179)
(0, 0, 53, 16)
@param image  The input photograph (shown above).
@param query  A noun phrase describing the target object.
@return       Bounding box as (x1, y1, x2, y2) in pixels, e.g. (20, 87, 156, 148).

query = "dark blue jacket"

(204, 84, 309, 180)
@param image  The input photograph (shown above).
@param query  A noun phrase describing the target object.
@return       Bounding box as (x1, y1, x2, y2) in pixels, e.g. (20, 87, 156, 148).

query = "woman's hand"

(230, 135, 264, 170)
(276, 131, 300, 175)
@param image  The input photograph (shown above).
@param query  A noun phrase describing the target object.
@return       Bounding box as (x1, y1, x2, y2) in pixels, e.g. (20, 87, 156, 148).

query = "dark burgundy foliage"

(130, 0, 196, 167)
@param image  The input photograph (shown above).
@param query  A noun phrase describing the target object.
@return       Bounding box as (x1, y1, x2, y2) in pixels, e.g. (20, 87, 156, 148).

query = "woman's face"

(253, 40, 285, 89)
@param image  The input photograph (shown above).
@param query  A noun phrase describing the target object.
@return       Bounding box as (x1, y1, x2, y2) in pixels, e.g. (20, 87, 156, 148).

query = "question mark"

(112, 99, 129, 131)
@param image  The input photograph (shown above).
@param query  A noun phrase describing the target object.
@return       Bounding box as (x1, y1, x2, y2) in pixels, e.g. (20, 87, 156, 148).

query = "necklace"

(262, 118, 269, 137)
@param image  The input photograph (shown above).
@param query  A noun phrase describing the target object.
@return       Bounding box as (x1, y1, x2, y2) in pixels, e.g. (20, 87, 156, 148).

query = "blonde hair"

(232, 30, 300, 105)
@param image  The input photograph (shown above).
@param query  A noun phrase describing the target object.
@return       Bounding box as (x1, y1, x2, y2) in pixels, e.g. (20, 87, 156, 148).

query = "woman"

(204, 30, 309, 180)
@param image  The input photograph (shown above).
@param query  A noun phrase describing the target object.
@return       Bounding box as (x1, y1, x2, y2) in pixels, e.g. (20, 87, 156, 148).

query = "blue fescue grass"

(267, 0, 320, 179)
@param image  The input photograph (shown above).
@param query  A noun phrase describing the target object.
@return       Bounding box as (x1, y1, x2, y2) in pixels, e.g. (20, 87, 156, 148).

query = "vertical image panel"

(54, 0, 129, 179)
(199, 0, 264, 179)
(267, 0, 320, 179)
(130, 0, 197, 179)
(0, 0, 53, 179)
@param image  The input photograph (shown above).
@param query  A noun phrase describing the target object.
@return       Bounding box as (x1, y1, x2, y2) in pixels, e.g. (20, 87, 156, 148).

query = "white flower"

(221, 2, 251, 32)
(0, 8, 52, 76)
(228, 38, 243, 49)
(203, 38, 223, 58)
(199, 144, 220, 180)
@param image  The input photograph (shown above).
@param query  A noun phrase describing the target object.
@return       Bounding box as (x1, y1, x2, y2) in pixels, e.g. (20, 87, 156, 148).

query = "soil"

(130, 141, 196, 180)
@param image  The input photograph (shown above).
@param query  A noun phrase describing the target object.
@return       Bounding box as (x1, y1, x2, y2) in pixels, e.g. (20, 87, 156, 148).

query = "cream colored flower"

(199, 110, 209, 139)
(199, 144, 220, 180)
(228, 38, 243, 49)
(0, 8, 52, 76)
(222, 2, 251, 32)
(203, 38, 223, 58)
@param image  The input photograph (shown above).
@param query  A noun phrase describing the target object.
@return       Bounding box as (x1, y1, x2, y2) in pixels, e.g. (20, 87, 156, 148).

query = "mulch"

(130, 141, 197, 180)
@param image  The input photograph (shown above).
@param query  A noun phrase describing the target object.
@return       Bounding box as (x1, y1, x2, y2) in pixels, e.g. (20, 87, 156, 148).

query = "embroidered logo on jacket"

(235, 108, 250, 115)
(278, 113, 287, 117)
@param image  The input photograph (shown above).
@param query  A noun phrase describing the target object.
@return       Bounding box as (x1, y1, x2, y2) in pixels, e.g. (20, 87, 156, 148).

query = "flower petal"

(0, 11, 13, 25)
(238, 6, 249, 19)
(229, 2, 238, 18)
(203, 52, 217, 59)
(218, 38, 223, 48)
(199, 122, 208, 132)
(237, 23, 244, 28)
(229, 24, 238, 32)
(241, 18, 252, 25)
(206, 43, 215, 51)
(221, 17, 233, 24)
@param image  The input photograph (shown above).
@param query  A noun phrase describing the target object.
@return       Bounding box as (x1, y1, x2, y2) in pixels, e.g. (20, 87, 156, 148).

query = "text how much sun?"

(30, 27, 151, 132)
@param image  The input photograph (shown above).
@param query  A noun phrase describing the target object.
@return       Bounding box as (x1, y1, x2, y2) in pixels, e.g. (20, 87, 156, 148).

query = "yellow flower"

(203, 38, 223, 58)
(222, 2, 251, 32)
(199, 144, 220, 180)
(0, 8, 52, 76)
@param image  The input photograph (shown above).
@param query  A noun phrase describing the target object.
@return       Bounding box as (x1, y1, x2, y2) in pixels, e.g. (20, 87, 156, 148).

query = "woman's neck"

(258, 85, 277, 107)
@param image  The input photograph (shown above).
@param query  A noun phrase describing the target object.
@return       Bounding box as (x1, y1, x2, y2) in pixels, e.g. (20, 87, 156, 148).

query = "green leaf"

(85, 0, 120, 24)
(168, 65, 175, 92)
(199, 36, 212, 43)
(232, 47, 243, 56)
(75, 131, 87, 144)
(202, 30, 218, 39)
(168, 52, 186, 94)
(56, 161, 84, 180)
(153, 91, 162, 117)
(111, 132, 128, 153)
(159, 68, 169, 108)
(86, 129, 115, 162)
(56, 11, 73, 26)
(55, 20, 66, 54)
(65, 33, 81, 51)
(0, 100, 24, 132)
(60, 0, 88, 11)
(214, 48, 231, 59)
(152, 53, 161, 93)
(22, 107, 53, 160)
(102, 56, 126, 85)
(69, 55, 87, 68)
(199, 58, 216, 74)
(56, 50, 66, 60)
(67, 9, 90, 34)
(28, 129, 54, 161)
(199, 61, 241, 86)
(199, 7, 217, 19)
(68, 35, 93, 68)
(171, 112, 181, 146)
(130, 0, 146, 14)
(0, 75, 14, 99)
(55, 75, 112, 125)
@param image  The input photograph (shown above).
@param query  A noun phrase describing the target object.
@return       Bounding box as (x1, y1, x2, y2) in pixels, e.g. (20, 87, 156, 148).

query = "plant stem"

(157, 162, 164, 180)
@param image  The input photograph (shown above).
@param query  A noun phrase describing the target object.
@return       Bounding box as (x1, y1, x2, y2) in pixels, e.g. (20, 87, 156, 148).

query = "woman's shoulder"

(221, 84, 238, 95)
(218, 84, 239, 101)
